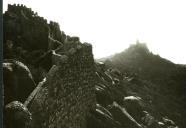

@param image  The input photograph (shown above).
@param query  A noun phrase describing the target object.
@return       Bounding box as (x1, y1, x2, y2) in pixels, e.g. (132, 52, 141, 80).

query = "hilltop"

(99, 42, 186, 127)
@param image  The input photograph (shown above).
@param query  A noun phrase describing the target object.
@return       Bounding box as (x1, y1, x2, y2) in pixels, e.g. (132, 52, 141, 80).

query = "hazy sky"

(3, 0, 186, 64)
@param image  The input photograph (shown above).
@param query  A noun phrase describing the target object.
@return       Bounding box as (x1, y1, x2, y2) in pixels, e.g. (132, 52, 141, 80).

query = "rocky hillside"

(3, 4, 185, 128)
(88, 61, 181, 128)
(97, 42, 186, 127)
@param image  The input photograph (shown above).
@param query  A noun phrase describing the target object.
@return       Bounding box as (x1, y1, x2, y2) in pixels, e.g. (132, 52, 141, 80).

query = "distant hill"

(101, 42, 186, 96)
(96, 42, 186, 127)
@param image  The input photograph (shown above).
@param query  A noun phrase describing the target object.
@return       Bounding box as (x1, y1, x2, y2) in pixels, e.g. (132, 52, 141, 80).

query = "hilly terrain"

(97, 42, 186, 127)
(3, 4, 186, 128)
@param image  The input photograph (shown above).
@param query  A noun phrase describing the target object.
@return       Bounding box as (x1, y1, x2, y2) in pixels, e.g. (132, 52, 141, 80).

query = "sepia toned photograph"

(2, 0, 186, 128)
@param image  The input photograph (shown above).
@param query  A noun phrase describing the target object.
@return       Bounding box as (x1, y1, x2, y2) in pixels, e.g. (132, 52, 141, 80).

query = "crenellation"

(4, 5, 97, 128)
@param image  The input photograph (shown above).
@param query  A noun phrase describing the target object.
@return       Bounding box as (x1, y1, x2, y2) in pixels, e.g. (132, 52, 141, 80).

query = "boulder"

(123, 96, 145, 122)
(162, 117, 177, 127)
(4, 101, 32, 128)
(109, 102, 142, 128)
(3, 59, 36, 104)
(95, 85, 113, 106)
(141, 111, 157, 128)
(87, 105, 121, 128)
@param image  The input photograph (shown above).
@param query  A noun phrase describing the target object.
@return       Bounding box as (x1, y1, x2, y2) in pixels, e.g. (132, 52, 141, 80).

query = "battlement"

(4, 5, 96, 128)
(7, 4, 47, 24)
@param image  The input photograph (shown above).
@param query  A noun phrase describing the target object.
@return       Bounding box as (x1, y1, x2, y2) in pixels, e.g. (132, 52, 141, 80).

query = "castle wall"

(28, 42, 96, 128)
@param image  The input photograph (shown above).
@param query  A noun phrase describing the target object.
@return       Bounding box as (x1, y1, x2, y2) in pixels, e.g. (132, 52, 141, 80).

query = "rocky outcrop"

(3, 59, 36, 105)
(88, 62, 179, 128)
(4, 101, 32, 128)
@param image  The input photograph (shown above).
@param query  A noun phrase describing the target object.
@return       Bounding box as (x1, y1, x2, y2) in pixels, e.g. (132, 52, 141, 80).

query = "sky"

(3, 0, 186, 64)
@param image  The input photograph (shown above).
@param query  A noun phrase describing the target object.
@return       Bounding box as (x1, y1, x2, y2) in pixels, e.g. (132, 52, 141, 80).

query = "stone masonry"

(28, 42, 96, 128)
(3, 4, 96, 128)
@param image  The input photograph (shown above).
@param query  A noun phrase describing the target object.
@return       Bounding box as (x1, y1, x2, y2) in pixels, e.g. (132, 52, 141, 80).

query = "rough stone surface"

(3, 59, 36, 105)
(28, 42, 96, 128)
(3, 4, 66, 84)
(4, 101, 32, 128)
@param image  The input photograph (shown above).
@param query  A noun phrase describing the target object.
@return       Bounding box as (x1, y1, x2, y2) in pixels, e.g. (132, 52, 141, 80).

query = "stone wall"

(4, 4, 49, 52)
(49, 21, 66, 43)
(3, 4, 67, 84)
(3, 4, 96, 128)
(28, 42, 96, 128)
(3, 4, 66, 60)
